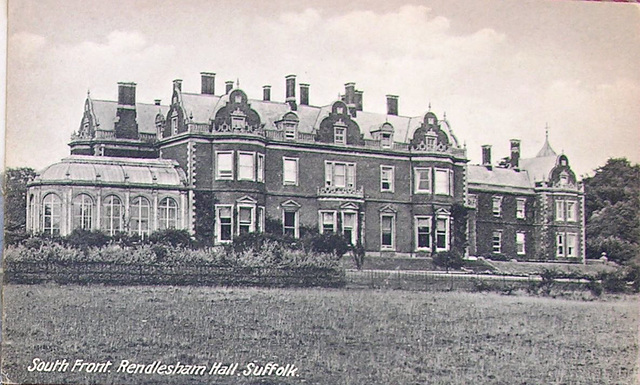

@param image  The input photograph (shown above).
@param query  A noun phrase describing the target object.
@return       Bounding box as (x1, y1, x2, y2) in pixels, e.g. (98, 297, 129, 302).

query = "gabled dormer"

(212, 88, 261, 133)
(370, 122, 395, 148)
(162, 79, 188, 138)
(275, 112, 299, 140)
(549, 154, 578, 189)
(316, 100, 364, 146)
(410, 111, 451, 149)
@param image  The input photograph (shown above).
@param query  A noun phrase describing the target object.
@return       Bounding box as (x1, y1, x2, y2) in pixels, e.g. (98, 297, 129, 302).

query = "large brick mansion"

(26, 73, 585, 261)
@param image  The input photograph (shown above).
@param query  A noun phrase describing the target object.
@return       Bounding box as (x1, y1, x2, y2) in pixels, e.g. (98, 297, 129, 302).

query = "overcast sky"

(6, 0, 639, 176)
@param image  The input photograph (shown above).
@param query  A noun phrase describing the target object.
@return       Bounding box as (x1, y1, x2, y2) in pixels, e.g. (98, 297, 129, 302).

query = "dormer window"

(428, 117, 435, 125)
(381, 133, 392, 148)
(559, 171, 569, 186)
(230, 108, 246, 129)
(337, 106, 344, 114)
(426, 130, 438, 148)
(334, 123, 346, 145)
(234, 95, 242, 104)
(284, 122, 297, 140)
(171, 114, 178, 135)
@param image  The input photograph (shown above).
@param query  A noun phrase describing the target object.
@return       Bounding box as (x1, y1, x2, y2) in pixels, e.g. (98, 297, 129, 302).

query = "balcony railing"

(188, 123, 211, 134)
(317, 186, 364, 199)
(138, 133, 157, 143)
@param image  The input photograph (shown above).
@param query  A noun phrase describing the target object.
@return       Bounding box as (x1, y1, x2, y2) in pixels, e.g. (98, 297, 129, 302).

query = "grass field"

(2, 284, 638, 385)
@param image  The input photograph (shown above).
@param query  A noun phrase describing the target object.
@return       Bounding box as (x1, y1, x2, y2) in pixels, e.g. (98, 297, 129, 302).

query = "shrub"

(64, 229, 110, 249)
(148, 229, 193, 248)
(307, 232, 350, 258)
(432, 250, 465, 272)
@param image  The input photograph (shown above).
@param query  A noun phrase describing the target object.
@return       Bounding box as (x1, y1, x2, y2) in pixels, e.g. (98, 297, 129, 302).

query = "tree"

(583, 158, 640, 264)
(3, 167, 37, 233)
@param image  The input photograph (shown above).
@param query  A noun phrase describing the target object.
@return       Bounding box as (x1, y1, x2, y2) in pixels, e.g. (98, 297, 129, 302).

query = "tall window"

(73, 194, 93, 231)
(436, 217, 449, 251)
(555, 200, 565, 221)
(171, 114, 178, 135)
(29, 194, 37, 231)
(257, 154, 265, 182)
(257, 207, 265, 233)
(283, 157, 299, 185)
(158, 197, 178, 230)
(319, 211, 336, 234)
(415, 216, 431, 251)
(237, 206, 254, 234)
(516, 232, 526, 255)
(492, 196, 503, 217)
(42, 193, 61, 235)
(334, 127, 346, 145)
(325, 161, 356, 188)
(516, 198, 526, 219)
(556, 233, 565, 257)
(492, 231, 502, 254)
(566, 233, 577, 257)
(380, 166, 394, 192)
(566, 201, 576, 222)
(216, 205, 233, 243)
(414, 167, 431, 193)
(283, 210, 298, 238)
(380, 214, 395, 250)
(130, 197, 151, 238)
(238, 152, 255, 181)
(342, 212, 357, 245)
(434, 168, 452, 196)
(216, 151, 234, 180)
(102, 195, 123, 236)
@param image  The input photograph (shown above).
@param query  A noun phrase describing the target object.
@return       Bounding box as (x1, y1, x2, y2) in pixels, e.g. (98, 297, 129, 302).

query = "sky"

(5, 0, 640, 177)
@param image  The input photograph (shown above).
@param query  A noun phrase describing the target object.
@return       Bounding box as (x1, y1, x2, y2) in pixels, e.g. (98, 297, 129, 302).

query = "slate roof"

(467, 165, 533, 192)
(91, 100, 169, 134)
(34, 156, 187, 188)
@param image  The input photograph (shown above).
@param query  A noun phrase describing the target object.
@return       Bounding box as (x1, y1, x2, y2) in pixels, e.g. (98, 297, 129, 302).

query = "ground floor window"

(130, 196, 151, 238)
(158, 197, 178, 230)
(283, 210, 298, 238)
(435, 217, 449, 251)
(216, 205, 233, 242)
(492, 231, 502, 254)
(42, 193, 61, 235)
(102, 195, 123, 235)
(557, 232, 578, 258)
(415, 216, 431, 251)
(319, 211, 337, 234)
(342, 212, 357, 245)
(73, 194, 93, 231)
(516, 232, 526, 255)
(237, 206, 254, 235)
(380, 214, 395, 250)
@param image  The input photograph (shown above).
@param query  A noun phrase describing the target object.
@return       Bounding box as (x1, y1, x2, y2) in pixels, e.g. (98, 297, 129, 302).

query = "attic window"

(171, 114, 178, 135)
(560, 171, 569, 186)
(234, 95, 242, 104)
(428, 117, 435, 125)
(336, 106, 344, 114)
(230, 108, 246, 129)
(284, 122, 297, 140)
(381, 133, 392, 148)
(334, 127, 346, 145)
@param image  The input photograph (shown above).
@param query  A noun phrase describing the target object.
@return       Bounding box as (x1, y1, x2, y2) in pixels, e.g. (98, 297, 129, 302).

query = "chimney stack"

(386, 95, 398, 116)
(154, 99, 161, 106)
(285, 75, 297, 110)
(115, 82, 138, 139)
(200, 72, 216, 95)
(510, 139, 521, 169)
(172, 79, 182, 92)
(225, 80, 234, 94)
(482, 145, 492, 169)
(354, 90, 363, 111)
(300, 83, 309, 106)
(263, 85, 271, 101)
(118, 82, 136, 106)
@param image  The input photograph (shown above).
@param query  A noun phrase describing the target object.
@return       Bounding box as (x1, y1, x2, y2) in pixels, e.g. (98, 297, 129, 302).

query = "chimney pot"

(386, 95, 398, 116)
(172, 79, 182, 92)
(154, 99, 161, 106)
(510, 139, 521, 169)
(482, 145, 492, 168)
(200, 72, 216, 95)
(225, 80, 234, 94)
(263, 85, 271, 101)
(285, 75, 297, 111)
(300, 83, 309, 106)
(117, 82, 136, 106)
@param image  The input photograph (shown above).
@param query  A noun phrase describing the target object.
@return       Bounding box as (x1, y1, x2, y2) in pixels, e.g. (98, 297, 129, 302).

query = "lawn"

(1, 284, 637, 385)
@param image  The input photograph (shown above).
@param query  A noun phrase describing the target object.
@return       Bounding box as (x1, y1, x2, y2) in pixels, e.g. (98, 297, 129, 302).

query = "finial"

(428, 102, 431, 111)
(545, 123, 549, 140)
(463, 140, 467, 149)
(87, 89, 91, 97)
(443, 111, 447, 119)
(236, 78, 240, 88)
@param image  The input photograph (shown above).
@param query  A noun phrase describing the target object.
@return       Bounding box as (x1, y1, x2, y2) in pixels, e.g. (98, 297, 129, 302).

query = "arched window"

(42, 193, 61, 235)
(102, 195, 123, 236)
(73, 194, 93, 231)
(130, 196, 151, 237)
(29, 194, 37, 231)
(158, 197, 178, 230)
